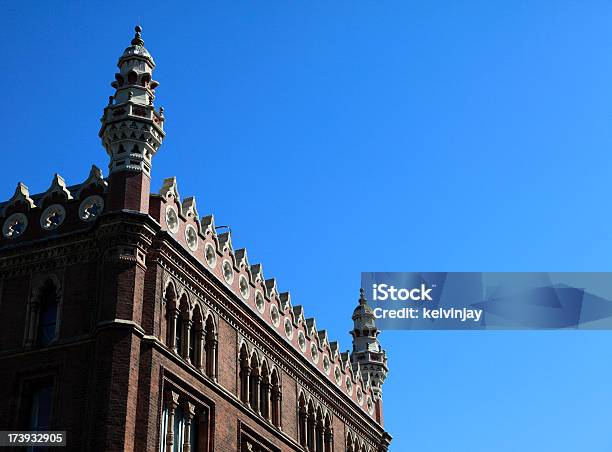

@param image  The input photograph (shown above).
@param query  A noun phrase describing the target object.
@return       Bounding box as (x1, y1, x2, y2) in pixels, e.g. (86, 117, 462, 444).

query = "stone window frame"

(23, 273, 64, 349)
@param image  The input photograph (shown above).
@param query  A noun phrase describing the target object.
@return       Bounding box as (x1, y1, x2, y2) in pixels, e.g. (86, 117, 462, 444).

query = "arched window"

(176, 295, 190, 358)
(248, 353, 260, 412)
(315, 406, 324, 452)
(36, 279, 59, 346)
(307, 400, 316, 451)
(270, 369, 281, 428)
(25, 277, 61, 348)
(346, 434, 354, 452)
(239, 344, 250, 404)
(259, 361, 270, 420)
(164, 284, 178, 350)
(324, 413, 333, 452)
(191, 306, 203, 370)
(204, 315, 217, 378)
(298, 393, 307, 447)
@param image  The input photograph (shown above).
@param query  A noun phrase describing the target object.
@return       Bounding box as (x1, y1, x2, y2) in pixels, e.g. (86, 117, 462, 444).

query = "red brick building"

(0, 27, 391, 452)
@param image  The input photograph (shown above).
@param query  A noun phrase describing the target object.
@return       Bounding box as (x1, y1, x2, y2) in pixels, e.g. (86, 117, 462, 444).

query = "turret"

(350, 288, 388, 398)
(99, 26, 165, 213)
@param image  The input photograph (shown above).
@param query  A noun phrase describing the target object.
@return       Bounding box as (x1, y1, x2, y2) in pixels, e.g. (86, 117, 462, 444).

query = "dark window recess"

(37, 280, 59, 347)
(28, 383, 53, 431)
(175, 312, 184, 355)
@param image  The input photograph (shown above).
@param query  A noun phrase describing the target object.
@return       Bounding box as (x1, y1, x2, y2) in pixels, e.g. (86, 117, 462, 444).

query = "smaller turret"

(350, 288, 388, 398)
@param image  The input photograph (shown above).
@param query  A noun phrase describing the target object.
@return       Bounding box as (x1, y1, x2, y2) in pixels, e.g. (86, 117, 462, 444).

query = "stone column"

(307, 411, 315, 451)
(183, 319, 192, 363)
(195, 328, 204, 372)
(271, 387, 282, 428)
(182, 402, 195, 452)
(316, 419, 324, 452)
(206, 339, 217, 379)
(324, 430, 333, 452)
(165, 391, 180, 451)
(169, 308, 178, 353)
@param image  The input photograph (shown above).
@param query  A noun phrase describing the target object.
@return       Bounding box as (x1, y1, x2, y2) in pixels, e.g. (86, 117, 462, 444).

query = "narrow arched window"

(239, 344, 250, 404)
(298, 393, 307, 447)
(204, 315, 217, 378)
(175, 310, 184, 356)
(248, 354, 260, 412)
(270, 369, 281, 428)
(259, 362, 270, 420)
(191, 306, 203, 370)
(37, 279, 59, 346)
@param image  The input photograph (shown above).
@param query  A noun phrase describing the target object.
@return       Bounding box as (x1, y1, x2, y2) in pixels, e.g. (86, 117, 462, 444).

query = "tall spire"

(99, 25, 165, 176)
(350, 288, 388, 398)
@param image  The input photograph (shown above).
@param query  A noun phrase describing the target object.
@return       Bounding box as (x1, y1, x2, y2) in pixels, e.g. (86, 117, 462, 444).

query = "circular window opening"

(255, 290, 265, 313)
(270, 305, 280, 327)
(334, 366, 342, 385)
(79, 195, 104, 221)
(40, 204, 66, 230)
(165, 206, 179, 233)
(205, 243, 216, 268)
(2, 213, 28, 239)
(323, 355, 331, 374)
(284, 317, 293, 339)
(311, 342, 319, 363)
(185, 224, 198, 251)
(222, 260, 233, 284)
(239, 275, 250, 299)
(298, 331, 307, 352)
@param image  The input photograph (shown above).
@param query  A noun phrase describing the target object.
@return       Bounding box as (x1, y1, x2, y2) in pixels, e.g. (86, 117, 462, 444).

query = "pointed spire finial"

(131, 25, 144, 46)
(359, 288, 367, 305)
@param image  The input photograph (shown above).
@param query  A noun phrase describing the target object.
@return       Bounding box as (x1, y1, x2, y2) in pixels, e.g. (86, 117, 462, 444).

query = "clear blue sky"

(2, 1, 612, 450)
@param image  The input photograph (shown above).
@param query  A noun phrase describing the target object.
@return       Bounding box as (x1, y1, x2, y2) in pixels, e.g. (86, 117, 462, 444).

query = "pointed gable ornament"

(3, 182, 36, 216)
(181, 196, 198, 219)
(41, 174, 73, 203)
(77, 165, 107, 197)
(201, 214, 216, 236)
(159, 177, 180, 202)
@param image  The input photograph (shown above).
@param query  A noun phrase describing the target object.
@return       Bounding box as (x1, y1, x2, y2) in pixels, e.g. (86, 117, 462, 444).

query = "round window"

(310, 342, 319, 363)
(79, 195, 104, 221)
(222, 260, 233, 284)
(185, 224, 198, 251)
(205, 243, 216, 268)
(298, 331, 307, 352)
(2, 213, 28, 239)
(323, 355, 331, 374)
(270, 304, 280, 327)
(334, 366, 342, 385)
(284, 317, 293, 339)
(165, 206, 179, 233)
(255, 290, 265, 313)
(40, 204, 66, 230)
(239, 275, 250, 299)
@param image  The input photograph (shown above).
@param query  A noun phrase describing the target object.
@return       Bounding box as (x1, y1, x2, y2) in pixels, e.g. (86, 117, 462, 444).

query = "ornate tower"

(350, 288, 388, 399)
(99, 26, 165, 212)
